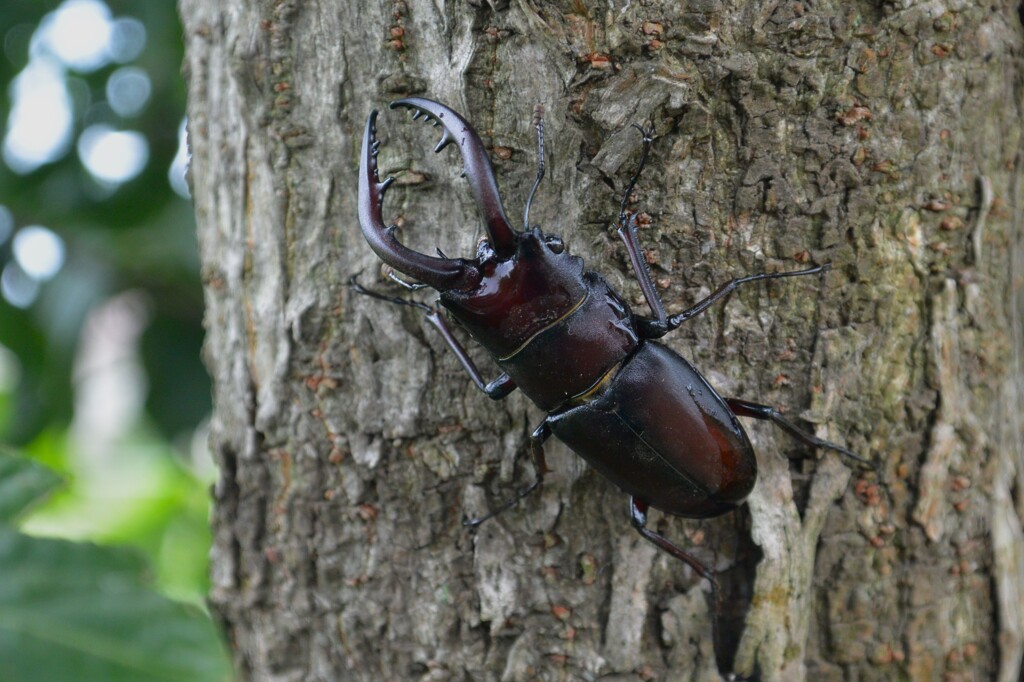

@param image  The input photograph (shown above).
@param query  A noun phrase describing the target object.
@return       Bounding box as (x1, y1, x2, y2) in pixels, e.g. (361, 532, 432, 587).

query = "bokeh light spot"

(169, 119, 190, 198)
(4, 24, 35, 66)
(13, 225, 66, 281)
(108, 17, 146, 63)
(106, 66, 151, 117)
(1, 262, 40, 308)
(2, 58, 73, 173)
(78, 124, 149, 185)
(33, 0, 113, 72)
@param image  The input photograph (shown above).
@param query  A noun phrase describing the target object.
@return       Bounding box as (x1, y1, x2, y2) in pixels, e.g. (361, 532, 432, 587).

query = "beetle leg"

(635, 264, 833, 339)
(611, 126, 837, 341)
(651, 261, 835, 335)
(725, 398, 873, 467)
(349, 276, 516, 400)
(617, 212, 669, 328)
(634, 264, 835, 337)
(614, 124, 669, 328)
(630, 497, 719, 588)
(427, 309, 517, 400)
(463, 419, 551, 527)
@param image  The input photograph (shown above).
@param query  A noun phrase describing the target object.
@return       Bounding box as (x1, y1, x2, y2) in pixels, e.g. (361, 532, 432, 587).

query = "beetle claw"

(358, 109, 479, 292)
(401, 103, 455, 153)
(389, 97, 519, 256)
(434, 129, 455, 154)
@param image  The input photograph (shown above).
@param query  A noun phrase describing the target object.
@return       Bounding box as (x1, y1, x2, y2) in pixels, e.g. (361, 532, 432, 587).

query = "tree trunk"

(179, 1, 1024, 679)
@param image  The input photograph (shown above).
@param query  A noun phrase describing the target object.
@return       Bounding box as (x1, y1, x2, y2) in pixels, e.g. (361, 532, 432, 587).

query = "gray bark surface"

(180, 1, 1024, 679)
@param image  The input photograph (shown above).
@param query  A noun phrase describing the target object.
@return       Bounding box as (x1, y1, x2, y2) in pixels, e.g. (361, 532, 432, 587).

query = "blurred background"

(0, 0, 228, 678)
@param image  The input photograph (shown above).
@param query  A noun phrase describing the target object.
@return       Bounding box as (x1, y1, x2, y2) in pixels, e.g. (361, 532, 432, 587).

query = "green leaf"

(0, 448, 63, 523)
(0, 529, 231, 682)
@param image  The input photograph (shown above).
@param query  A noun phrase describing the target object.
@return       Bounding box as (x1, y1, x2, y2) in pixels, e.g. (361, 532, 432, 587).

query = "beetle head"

(358, 98, 587, 356)
(440, 226, 587, 357)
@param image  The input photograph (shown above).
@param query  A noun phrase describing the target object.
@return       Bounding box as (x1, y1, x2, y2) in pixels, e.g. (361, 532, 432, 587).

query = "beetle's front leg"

(613, 125, 670, 330)
(635, 264, 832, 339)
(612, 126, 834, 340)
(423, 308, 517, 400)
(620, 211, 832, 340)
(349, 277, 516, 400)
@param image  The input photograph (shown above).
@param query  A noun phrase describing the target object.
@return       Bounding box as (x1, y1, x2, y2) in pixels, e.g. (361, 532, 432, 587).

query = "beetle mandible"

(354, 97, 866, 581)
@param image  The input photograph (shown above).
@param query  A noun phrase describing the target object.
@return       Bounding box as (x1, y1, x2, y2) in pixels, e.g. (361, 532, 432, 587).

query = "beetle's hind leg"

(630, 497, 719, 588)
(464, 419, 551, 527)
(726, 398, 872, 467)
(348, 276, 516, 400)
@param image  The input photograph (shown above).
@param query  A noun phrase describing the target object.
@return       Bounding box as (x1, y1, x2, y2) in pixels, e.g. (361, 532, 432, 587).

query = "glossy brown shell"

(548, 342, 757, 517)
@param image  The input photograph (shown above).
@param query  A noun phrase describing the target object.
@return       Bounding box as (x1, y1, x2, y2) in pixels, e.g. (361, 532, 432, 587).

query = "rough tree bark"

(180, 1, 1023, 680)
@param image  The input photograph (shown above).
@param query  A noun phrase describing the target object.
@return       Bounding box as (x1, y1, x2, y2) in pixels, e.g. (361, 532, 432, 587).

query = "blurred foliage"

(0, 0, 227, 673)
(0, 445, 62, 522)
(0, 450, 231, 682)
(0, 0, 209, 444)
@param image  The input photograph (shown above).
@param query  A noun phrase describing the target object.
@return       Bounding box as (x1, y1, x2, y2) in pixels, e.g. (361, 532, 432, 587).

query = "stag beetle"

(354, 97, 866, 581)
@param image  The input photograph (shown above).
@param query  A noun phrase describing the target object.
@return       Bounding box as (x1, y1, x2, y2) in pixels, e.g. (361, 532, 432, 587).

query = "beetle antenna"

(618, 122, 655, 224)
(348, 274, 434, 313)
(522, 104, 546, 230)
